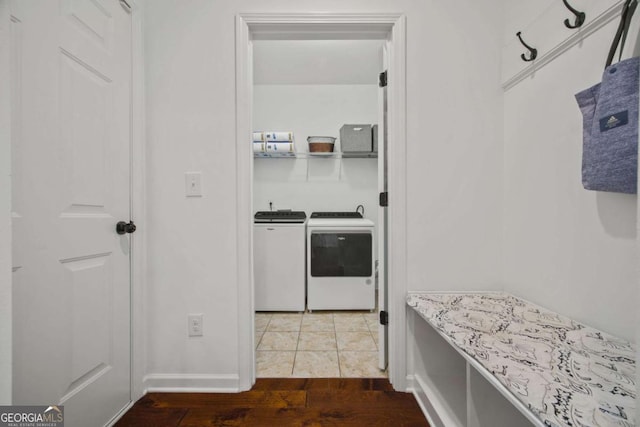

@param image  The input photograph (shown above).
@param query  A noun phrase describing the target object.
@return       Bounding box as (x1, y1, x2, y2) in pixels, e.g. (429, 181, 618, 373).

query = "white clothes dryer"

(306, 212, 375, 311)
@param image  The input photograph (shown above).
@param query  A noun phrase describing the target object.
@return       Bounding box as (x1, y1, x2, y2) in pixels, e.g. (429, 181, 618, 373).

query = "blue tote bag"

(575, 0, 639, 194)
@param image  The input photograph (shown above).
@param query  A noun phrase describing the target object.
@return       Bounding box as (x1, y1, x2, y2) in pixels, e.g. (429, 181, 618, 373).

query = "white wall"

(405, 3, 504, 290)
(503, 6, 638, 341)
(144, 1, 242, 383)
(253, 40, 382, 85)
(143, 0, 504, 389)
(0, 0, 12, 404)
(253, 84, 379, 236)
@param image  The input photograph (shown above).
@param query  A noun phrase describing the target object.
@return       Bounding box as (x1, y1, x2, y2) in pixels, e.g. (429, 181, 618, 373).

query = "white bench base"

(409, 307, 535, 427)
(407, 292, 636, 427)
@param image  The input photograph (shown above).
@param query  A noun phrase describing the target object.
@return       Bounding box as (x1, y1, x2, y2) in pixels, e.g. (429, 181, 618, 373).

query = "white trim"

(0, 0, 12, 405)
(129, 0, 147, 404)
(637, 38, 640, 427)
(386, 14, 408, 391)
(235, 14, 255, 392)
(240, 12, 407, 24)
(502, 1, 625, 90)
(235, 12, 408, 391)
(143, 374, 241, 392)
(409, 373, 448, 427)
(106, 400, 135, 427)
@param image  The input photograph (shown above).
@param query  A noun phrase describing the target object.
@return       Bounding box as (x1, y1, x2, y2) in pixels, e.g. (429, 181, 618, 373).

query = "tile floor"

(255, 311, 387, 378)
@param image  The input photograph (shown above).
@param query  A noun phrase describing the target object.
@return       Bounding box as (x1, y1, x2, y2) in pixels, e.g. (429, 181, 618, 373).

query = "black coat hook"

(516, 31, 538, 62)
(562, 0, 586, 28)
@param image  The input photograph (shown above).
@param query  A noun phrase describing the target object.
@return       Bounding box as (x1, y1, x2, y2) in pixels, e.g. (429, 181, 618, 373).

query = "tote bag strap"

(619, 0, 638, 61)
(606, 0, 638, 68)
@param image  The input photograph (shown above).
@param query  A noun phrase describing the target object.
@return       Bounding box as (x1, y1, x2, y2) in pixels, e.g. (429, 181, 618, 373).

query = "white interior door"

(11, 1, 132, 425)
(377, 43, 389, 371)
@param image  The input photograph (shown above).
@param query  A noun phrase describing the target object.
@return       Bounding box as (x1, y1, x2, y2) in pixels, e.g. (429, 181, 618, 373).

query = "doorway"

(235, 13, 408, 391)
(252, 38, 385, 378)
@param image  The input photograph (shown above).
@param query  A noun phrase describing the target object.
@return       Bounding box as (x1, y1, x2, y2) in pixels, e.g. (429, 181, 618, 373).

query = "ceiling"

(253, 40, 384, 85)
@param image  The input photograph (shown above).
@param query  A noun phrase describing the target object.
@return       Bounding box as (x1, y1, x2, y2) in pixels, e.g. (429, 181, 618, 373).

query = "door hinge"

(379, 192, 388, 207)
(380, 310, 389, 326)
(379, 70, 387, 87)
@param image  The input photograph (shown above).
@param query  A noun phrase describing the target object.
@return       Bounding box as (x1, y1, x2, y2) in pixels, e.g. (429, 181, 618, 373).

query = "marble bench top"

(407, 292, 636, 427)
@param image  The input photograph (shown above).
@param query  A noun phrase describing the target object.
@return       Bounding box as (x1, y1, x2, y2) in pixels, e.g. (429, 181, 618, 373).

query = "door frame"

(0, 0, 13, 405)
(0, 0, 147, 409)
(129, 0, 147, 406)
(235, 13, 408, 391)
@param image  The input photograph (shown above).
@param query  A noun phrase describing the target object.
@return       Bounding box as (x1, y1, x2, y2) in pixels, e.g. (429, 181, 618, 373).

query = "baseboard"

(405, 374, 415, 391)
(105, 401, 134, 427)
(142, 373, 241, 393)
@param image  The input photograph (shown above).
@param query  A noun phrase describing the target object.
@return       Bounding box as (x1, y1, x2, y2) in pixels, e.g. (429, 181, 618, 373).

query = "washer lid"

(254, 210, 306, 223)
(310, 211, 362, 219)
(307, 218, 374, 228)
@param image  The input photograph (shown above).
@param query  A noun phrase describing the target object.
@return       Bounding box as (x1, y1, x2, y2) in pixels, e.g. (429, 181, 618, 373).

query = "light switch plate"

(185, 172, 202, 197)
(188, 313, 203, 337)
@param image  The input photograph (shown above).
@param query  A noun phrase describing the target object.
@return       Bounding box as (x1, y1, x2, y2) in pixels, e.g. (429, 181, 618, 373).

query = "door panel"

(11, 1, 131, 425)
(61, 253, 112, 402)
(63, 0, 115, 52)
(59, 49, 112, 213)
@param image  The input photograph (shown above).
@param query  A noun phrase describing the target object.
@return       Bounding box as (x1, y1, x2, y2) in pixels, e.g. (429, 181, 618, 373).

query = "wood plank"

(252, 378, 332, 391)
(252, 378, 394, 391)
(142, 391, 306, 409)
(307, 390, 422, 410)
(114, 407, 187, 427)
(179, 407, 429, 427)
(326, 378, 394, 391)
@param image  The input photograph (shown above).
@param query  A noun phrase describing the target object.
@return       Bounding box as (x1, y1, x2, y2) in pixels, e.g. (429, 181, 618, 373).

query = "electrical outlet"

(188, 314, 203, 337)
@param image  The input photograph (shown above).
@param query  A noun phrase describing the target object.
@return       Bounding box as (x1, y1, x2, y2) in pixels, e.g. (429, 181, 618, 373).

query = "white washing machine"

(306, 212, 375, 311)
(254, 211, 306, 311)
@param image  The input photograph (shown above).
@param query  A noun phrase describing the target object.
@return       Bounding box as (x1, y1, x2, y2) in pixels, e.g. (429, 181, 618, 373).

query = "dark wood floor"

(115, 378, 429, 426)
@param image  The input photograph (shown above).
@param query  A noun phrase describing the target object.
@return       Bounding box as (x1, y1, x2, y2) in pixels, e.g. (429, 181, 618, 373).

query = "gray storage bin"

(340, 124, 372, 153)
(372, 124, 378, 153)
